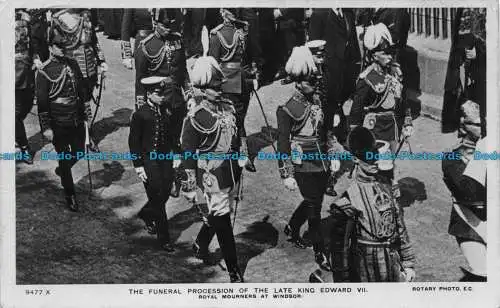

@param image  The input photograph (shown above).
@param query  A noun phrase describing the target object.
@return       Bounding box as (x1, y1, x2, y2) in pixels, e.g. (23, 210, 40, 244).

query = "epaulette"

(210, 23, 224, 35)
(138, 33, 156, 47)
(171, 32, 182, 38)
(188, 103, 218, 133)
(359, 64, 386, 94)
(280, 91, 311, 121)
(38, 58, 52, 70)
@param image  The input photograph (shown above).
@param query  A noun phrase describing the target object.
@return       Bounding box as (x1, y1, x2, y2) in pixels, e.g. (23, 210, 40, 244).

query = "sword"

(251, 88, 278, 153)
(232, 173, 244, 230)
(84, 121, 93, 196)
(90, 71, 106, 130)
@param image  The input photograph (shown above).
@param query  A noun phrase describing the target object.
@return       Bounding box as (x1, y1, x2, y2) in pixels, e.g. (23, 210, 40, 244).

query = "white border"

(1, 1, 499, 307)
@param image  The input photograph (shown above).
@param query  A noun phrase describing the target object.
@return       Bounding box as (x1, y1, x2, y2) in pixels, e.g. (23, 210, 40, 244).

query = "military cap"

(347, 126, 378, 164)
(140, 76, 168, 92)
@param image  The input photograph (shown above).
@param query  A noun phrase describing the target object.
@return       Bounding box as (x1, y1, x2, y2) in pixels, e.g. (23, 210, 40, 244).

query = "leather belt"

(221, 62, 241, 69)
(357, 239, 393, 247)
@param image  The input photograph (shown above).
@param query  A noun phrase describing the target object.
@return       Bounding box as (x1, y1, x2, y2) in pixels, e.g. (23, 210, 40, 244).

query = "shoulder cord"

(37, 66, 71, 99)
(140, 36, 172, 72)
(217, 30, 240, 62)
(51, 15, 84, 50)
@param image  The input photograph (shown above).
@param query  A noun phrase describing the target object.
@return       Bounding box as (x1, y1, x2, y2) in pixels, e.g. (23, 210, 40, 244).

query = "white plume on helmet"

(190, 26, 224, 87)
(363, 23, 393, 51)
(285, 45, 317, 79)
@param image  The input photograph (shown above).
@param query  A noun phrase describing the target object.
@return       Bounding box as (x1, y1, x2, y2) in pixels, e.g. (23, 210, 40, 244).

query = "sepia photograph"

(1, 1, 499, 307)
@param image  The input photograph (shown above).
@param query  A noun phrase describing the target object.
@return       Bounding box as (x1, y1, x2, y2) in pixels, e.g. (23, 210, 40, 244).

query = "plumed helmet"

(190, 26, 226, 89)
(347, 126, 377, 164)
(285, 45, 318, 81)
(364, 23, 393, 52)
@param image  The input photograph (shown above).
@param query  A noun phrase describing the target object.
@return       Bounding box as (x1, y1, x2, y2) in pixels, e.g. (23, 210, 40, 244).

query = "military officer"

(277, 43, 344, 271)
(208, 8, 258, 172)
(48, 8, 107, 151)
(442, 100, 486, 281)
(36, 27, 92, 212)
(179, 51, 244, 283)
(120, 9, 155, 70)
(129, 76, 178, 252)
(345, 23, 413, 182)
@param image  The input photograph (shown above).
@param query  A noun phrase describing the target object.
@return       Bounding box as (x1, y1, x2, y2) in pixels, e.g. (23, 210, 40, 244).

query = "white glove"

(182, 190, 197, 202)
(173, 158, 181, 169)
(403, 268, 416, 282)
(99, 62, 109, 73)
(135, 166, 148, 182)
(238, 156, 249, 168)
(402, 126, 414, 138)
(330, 160, 341, 173)
(273, 9, 282, 19)
(43, 129, 54, 142)
(122, 58, 133, 70)
(187, 98, 196, 111)
(283, 177, 298, 191)
(333, 114, 341, 127)
(465, 47, 477, 60)
(33, 58, 43, 70)
(305, 8, 313, 19)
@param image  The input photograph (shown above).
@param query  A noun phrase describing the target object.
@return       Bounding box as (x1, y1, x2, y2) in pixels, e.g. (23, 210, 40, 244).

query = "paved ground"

(16, 34, 467, 284)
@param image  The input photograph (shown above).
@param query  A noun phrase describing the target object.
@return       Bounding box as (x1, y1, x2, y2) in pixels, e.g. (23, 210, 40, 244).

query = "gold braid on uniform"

(37, 66, 71, 99)
(217, 28, 245, 62)
(140, 35, 173, 72)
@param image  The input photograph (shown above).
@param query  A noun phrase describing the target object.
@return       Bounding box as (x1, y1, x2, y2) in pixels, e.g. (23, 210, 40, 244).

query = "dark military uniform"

(134, 28, 190, 148)
(128, 80, 176, 250)
(208, 19, 251, 141)
(36, 54, 90, 210)
(49, 9, 106, 101)
(349, 63, 411, 147)
(180, 90, 243, 282)
(121, 9, 154, 61)
(274, 9, 306, 75)
(277, 87, 340, 260)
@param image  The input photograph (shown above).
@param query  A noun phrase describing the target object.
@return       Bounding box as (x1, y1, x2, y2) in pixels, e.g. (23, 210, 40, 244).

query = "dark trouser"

(222, 92, 250, 138)
(195, 214, 239, 270)
(289, 171, 329, 253)
(53, 123, 86, 197)
(141, 159, 174, 244)
(15, 89, 34, 148)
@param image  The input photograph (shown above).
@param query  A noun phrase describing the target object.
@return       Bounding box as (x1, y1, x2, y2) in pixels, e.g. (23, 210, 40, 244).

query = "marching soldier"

(328, 126, 416, 282)
(48, 8, 107, 150)
(179, 50, 244, 283)
(277, 43, 344, 271)
(208, 8, 258, 172)
(345, 23, 413, 182)
(36, 27, 92, 212)
(128, 76, 177, 252)
(442, 101, 486, 281)
(15, 9, 45, 164)
(120, 9, 154, 70)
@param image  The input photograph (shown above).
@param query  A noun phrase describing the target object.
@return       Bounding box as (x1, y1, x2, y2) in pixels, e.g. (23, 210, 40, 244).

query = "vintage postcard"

(1, 0, 498, 307)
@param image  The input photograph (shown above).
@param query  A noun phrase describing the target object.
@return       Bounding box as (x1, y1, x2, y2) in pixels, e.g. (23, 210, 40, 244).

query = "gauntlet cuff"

(38, 112, 51, 132)
(121, 40, 132, 59)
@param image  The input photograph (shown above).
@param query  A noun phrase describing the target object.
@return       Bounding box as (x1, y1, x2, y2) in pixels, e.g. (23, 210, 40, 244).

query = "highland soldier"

(442, 101, 486, 281)
(15, 9, 46, 164)
(345, 23, 413, 182)
(36, 26, 92, 212)
(328, 126, 416, 282)
(128, 76, 178, 252)
(179, 46, 244, 283)
(208, 8, 258, 172)
(120, 9, 155, 70)
(277, 42, 344, 272)
(48, 8, 107, 150)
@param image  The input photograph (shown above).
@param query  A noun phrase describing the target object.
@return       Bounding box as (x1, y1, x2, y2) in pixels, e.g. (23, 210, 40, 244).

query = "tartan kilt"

(351, 243, 406, 282)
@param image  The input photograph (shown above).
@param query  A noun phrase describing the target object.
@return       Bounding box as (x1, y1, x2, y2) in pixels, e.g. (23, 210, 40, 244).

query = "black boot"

(137, 208, 157, 234)
(65, 195, 79, 212)
(20, 146, 33, 165)
(244, 159, 256, 172)
(228, 264, 244, 283)
(315, 252, 332, 272)
(309, 269, 325, 283)
(284, 224, 308, 249)
(193, 223, 217, 264)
